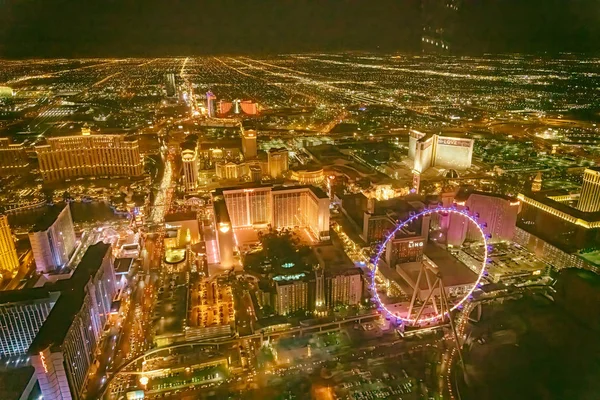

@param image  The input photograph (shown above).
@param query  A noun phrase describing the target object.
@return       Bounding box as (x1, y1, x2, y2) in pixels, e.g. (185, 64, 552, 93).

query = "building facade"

(578, 167, 600, 212)
(241, 129, 257, 159)
(408, 130, 473, 173)
(165, 73, 177, 97)
(36, 133, 143, 182)
(215, 161, 248, 181)
(326, 270, 363, 307)
(212, 185, 330, 266)
(275, 279, 308, 315)
(0, 214, 19, 278)
(240, 100, 258, 115)
(0, 291, 59, 358)
(514, 227, 598, 274)
(206, 91, 217, 117)
(385, 236, 425, 270)
(181, 147, 199, 192)
(290, 168, 324, 185)
(517, 191, 600, 253)
(448, 191, 520, 247)
(268, 148, 289, 178)
(0, 138, 29, 175)
(249, 164, 262, 182)
(29, 204, 77, 273)
(215, 185, 330, 241)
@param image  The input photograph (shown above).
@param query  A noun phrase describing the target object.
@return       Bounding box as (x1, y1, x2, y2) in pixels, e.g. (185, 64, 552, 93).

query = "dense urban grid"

(0, 50, 599, 400)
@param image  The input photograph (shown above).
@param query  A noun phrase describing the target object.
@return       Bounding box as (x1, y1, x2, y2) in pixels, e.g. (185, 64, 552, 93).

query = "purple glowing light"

(369, 206, 489, 325)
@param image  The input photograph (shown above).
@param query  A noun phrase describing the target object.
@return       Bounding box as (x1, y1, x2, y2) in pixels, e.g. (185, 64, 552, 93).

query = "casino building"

(515, 168, 600, 272)
(408, 130, 474, 174)
(447, 189, 520, 247)
(35, 128, 143, 183)
(0, 138, 29, 175)
(212, 184, 330, 267)
(181, 145, 199, 192)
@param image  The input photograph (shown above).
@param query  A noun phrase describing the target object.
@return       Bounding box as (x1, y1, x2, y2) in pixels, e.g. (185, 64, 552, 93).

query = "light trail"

(179, 57, 189, 79)
(149, 160, 173, 224)
(296, 55, 506, 82)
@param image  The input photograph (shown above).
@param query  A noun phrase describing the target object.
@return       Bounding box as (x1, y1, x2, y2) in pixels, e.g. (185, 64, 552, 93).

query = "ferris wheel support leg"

(413, 277, 441, 323)
(424, 269, 439, 315)
(407, 266, 424, 320)
(440, 281, 465, 368)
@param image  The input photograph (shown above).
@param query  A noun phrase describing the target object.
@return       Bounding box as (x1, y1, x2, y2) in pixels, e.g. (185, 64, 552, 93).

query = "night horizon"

(1, 0, 599, 58)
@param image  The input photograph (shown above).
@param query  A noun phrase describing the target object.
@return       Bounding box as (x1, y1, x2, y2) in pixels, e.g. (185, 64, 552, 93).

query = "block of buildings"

(0, 243, 116, 400)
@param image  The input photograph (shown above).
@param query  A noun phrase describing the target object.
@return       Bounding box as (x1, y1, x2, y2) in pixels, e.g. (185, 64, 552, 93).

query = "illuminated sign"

(218, 222, 231, 233)
(39, 352, 48, 373)
(408, 241, 424, 248)
(437, 138, 473, 148)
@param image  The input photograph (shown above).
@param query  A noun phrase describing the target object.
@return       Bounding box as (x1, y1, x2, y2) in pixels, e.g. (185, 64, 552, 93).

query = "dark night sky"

(0, 0, 598, 58)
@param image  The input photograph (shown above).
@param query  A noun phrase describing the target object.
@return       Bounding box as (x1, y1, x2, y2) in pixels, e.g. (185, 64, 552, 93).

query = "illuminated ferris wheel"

(369, 206, 489, 326)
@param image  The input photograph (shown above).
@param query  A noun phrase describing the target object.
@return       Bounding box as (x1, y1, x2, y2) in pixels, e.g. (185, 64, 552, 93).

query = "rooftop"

(28, 242, 111, 354)
(0, 366, 36, 400)
(164, 211, 198, 223)
(272, 184, 329, 199)
(455, 188, 517, 203)
(215, 183, 328, 199)
(30, 203, 68, 232)
(519, 191, 600, 223)
(313, 244, 356, 274)
(0, 286, 56, 305)
(424, 244, 478, 288)
(114, 258, 133, 274)
(198, 138, 240, 150)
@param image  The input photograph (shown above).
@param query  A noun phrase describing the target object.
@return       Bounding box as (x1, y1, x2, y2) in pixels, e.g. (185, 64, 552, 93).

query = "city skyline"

(0, 34, 599, 399)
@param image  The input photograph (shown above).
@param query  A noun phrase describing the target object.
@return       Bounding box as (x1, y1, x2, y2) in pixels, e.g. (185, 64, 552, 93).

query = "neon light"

(370, 206, 489, 325)
(39, 352, 48, 373)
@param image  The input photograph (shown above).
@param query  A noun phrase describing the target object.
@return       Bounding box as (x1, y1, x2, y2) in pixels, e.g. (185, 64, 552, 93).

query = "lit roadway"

(99, 311, 380, 398)
(149, 158, 174, 225)
(87, 146, 176, 399)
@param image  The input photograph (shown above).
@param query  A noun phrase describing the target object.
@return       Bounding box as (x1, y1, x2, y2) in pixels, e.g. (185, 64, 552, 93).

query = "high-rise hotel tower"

(0, 215, 19, 278)
(578, 167, 600, 213)
(36, 127, 143, 183)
